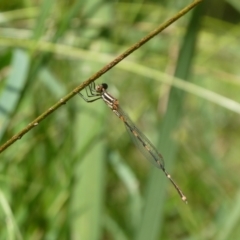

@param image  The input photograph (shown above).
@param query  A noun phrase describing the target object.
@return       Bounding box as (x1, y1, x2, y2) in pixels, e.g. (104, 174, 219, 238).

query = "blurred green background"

(1, 0, 240, 239)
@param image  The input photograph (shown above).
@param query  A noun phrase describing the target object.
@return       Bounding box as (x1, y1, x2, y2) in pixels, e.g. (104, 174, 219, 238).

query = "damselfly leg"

(79, 82, 102, 102)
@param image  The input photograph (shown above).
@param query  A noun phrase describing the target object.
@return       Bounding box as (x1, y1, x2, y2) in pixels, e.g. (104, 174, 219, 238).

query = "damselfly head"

(101, 83, 108, 90)
(96, 83, 108, 92)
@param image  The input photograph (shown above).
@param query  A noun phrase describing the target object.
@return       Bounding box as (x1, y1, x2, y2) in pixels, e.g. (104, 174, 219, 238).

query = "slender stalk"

(0, 0, 202, 153)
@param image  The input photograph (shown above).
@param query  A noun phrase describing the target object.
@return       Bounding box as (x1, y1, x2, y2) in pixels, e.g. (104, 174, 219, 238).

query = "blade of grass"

(109, 151, 142, 232)
(71, 99, 106, 240)
(104, 214, 129, 240)
(2, 39, 239, 113)
(0, 189, 23, 240)
(0, 7, 38, 24)
(135, 4, 203, 240)
(32, 0, 56, 40)
(38, 68, 66, 98)
(217, 191, 240, 240)
(0, 49, 29, 140)
(226, 0, 240, 12)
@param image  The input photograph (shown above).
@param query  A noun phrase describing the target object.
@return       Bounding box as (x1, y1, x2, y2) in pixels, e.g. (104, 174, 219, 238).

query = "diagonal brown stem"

(0, 0, 202, 153)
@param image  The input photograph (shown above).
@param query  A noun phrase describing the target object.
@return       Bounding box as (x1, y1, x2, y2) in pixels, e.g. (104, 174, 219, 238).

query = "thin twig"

(0, 0, 202, 153)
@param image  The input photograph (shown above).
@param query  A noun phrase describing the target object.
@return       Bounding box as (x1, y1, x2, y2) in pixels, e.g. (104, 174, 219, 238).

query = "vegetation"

(0, 0, 240, 239)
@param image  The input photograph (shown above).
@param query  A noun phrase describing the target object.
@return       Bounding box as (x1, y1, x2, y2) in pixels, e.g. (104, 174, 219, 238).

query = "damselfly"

(79, 82, 187, 203)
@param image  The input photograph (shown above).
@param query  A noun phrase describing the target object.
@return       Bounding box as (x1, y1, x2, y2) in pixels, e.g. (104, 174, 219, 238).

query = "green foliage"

(0, 0, 240, 239)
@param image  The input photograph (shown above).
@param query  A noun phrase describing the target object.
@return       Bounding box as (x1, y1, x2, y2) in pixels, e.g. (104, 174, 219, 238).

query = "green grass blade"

(38, 68, 66, 98)
(32, 0, 56, 40)
(104, 214, 129, 240)
(71, 100, 106, 240)
(217, 191, 240, 240)
(109, 151, 142, 231)
(135, 5, 203, 240)
(0, 190, 23, 240)
(0, 49, 29, 140)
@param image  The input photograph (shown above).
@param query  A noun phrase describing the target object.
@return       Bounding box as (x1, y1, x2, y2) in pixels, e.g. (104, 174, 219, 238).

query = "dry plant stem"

(0, 0, 202, 153)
